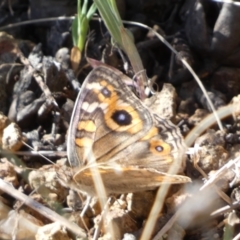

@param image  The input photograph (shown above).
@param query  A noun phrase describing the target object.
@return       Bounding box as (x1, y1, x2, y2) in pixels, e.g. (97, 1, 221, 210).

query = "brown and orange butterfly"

(66, 65, 191, 196)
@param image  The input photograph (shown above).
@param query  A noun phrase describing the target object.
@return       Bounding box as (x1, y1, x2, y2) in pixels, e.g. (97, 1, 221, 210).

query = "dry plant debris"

(1, 0, 240, 239)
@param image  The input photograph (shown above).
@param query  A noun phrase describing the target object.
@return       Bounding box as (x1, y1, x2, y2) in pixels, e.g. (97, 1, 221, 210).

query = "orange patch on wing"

(105, 105, 143, 133)
(93, 81, 144, 133)
(93, 81, 117, 104)
(154, 175, 181, 183)
(81, 168, 108, 177)
(127, 120, 143, 134)
(75, 137, 93, 148)
(149, 139, 172, 161)
(141, 127, 159, 140)
(77, 120, 96, 133)
(92, 80, 144, 133)
(99, 80, 108, 86)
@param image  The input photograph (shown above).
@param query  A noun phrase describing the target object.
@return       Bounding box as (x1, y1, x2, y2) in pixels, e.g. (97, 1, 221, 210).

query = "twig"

(0, 178, 86, 237)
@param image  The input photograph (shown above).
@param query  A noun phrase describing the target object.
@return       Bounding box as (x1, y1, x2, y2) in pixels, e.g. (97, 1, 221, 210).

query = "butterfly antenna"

(132, 69, 148, 97)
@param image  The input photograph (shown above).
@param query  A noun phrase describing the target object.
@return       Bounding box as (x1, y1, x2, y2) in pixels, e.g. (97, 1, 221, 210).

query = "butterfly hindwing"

(73, 164, 190, 196)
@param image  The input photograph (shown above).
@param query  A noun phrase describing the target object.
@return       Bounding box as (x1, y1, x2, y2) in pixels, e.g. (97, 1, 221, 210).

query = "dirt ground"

(1, 0, 240, 239)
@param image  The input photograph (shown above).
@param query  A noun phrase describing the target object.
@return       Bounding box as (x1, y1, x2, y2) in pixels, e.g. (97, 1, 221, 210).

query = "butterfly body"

(67, 65, 190, 196)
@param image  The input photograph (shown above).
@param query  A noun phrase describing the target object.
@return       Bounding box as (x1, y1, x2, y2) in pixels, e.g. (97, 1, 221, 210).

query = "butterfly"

(66, 65, 191, 196)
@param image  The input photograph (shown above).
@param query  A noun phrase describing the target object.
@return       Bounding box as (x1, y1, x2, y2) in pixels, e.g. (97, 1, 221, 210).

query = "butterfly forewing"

(68, 66, 153, 167)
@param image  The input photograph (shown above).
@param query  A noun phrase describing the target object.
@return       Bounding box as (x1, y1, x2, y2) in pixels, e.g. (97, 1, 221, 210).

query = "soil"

(1, 0, 240, 240)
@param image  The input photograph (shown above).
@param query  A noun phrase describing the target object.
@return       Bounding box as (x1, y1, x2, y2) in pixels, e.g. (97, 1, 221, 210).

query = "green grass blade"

(108, 0, 122, 25)
(72, 17, 79, 46)
(94, 0, 123, 48)
(81, 0, 88, 15)
(87, 3, 97, 19)
(78, 16, 89, 51)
